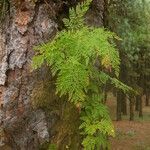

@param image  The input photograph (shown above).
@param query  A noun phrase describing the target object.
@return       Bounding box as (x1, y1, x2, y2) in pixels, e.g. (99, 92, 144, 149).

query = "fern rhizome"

(33, 0, 133, 149)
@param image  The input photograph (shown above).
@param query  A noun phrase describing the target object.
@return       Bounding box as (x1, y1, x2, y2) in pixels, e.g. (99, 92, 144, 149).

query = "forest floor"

(106, 93, 150, 150)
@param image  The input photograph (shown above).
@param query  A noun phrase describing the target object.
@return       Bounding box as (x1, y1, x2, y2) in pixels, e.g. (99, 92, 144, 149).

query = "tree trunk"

(129, 96, 134, 121)
(135, 95, 140, 111)
(139, 95, 143, 118)
(116, 91, 122, 121)
(85, 0, 105, 27)
(0, 0, 106, 149)
(145, 91, 149, 106)
(0, 1, 59, 149)
(121, 92, 127, 115)
(116, 55, 128, 120)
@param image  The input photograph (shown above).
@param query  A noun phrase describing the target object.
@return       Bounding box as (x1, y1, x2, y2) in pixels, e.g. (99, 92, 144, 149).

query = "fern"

(33, 0, 133, 149)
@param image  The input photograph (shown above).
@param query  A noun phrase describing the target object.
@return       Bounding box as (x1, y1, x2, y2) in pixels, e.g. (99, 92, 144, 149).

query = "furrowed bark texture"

(0, 0, 105, 149)
(0, 1, 57, 149)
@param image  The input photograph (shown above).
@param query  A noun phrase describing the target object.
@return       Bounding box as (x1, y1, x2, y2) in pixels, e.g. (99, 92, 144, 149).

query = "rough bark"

(0, 1, 58, 149)
(85, 0, 105, 27)
(0, 0, 106, 149)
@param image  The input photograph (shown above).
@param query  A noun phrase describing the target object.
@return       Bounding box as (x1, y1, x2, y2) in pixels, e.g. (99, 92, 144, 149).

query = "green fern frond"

(56, 58, 89, 103)
(32, 1, 133, 149)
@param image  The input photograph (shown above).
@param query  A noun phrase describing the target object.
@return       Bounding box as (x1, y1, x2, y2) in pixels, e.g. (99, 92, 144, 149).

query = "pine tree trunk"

(145, 91, 149, 106)
(135, 95, 140, 111)
(138, 53, 144, 118)
(116, 91, 122, 121)
(139, 95, 143, 118)
(0, 1, 59, 149)
(116, 56, 127, 120)
(121, 92, 127, 115)
(129, 96, 134, 121)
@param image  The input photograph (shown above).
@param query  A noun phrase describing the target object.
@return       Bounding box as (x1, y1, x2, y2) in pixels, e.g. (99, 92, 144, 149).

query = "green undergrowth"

(135, 143, 150, 150)
(115, 129, 136, 140)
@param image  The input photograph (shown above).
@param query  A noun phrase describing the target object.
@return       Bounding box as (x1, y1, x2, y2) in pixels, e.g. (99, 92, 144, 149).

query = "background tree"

(108, 0, 150, 120)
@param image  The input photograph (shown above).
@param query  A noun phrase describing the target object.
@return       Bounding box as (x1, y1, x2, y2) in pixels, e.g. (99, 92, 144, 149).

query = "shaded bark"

(135, 95, 140, 111)
(116, 91, 122, 121)
(145, 91, 149, 106)
(121, 93, 127, 115)
(137, 51, 144, 118)
(85, 0, 105, 27)
(139, 95, 143, 118)
(116, 53, 128, 120)
(129, 96, 134, 121)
